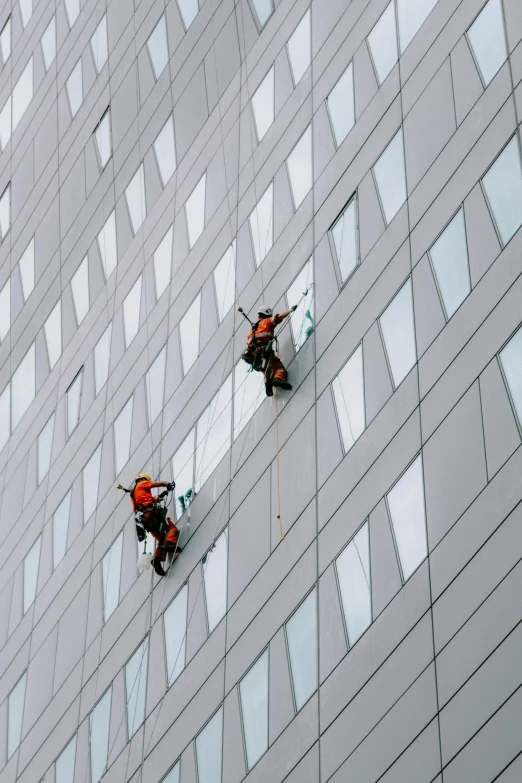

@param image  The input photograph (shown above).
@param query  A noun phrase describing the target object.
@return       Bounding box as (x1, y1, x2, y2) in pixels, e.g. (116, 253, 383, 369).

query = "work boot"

(151, 556, 167, 576)
(265, 380, 274, 397)
(272, 379, 292, 391)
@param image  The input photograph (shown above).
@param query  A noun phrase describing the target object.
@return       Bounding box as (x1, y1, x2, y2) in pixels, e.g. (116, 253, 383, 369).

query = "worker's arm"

(148, 481, 169, 489)
(272, 306, 298, 326)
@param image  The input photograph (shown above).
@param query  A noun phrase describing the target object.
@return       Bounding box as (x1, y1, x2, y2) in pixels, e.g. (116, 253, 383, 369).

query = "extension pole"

(237, 305, 255, 326)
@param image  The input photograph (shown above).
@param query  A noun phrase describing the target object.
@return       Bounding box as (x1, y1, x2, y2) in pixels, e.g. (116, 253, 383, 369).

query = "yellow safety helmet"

(135, 473, 151, 482)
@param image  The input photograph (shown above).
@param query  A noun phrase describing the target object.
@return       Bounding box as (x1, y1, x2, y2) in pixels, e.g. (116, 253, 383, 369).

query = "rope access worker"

(245, 304, 298, 397)
(130, 474, 181, 576)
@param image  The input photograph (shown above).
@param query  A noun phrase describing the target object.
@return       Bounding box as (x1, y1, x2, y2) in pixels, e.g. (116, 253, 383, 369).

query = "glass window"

(186, 172, 206, 248)
(90, 688, 111, 783)
(83, 445, 102, 523)
(154, 116, 176, 186)
(44, 300, 62, 369)
(91, 15, 108, 73)
(114, 397, 133, 474)
(125, 641, 148, 738)
(180, 293, 201, 374)
(331, 198, 357, 283)
(373, 129, 406, 224)
(252, 67, 274, 142)
(203, 528, 228, 633)
(154, 226, 173, 299)
(195, 375, 232, 490)
(147, 15, 168, 80)
(123, 276, 142, 348)
(19, 238, 34, 301)
(13, 58, 33, 131)
(249, 182, 273, 267)
(396, 0, 438, 53)
(97, 210, 117, 279)
(0, 17, 11, 65)
(37, 414, 54, 484)
(102, 532, 123, 621)
(287, 125, 312, 210)
(67, 369, 82, 436)
(500, 327, 522, 426)
(0, 277, 9, 341)
(12, 342, 35, 429)
(71, 257, 89, 324)
(251, 0, 273, 28)
(172, 429, 195, 517)
(285, 589, 318, 710)
(214, 240, 236, 322)
(233, 359, 264, 439)
(287, 10, 311, 86)
(94, 323, 112, 395)
(55, 734, 76, 783)
(178, 0, 198, 30)
(239, 650, 268, 769)
(163, 584, 188, 685)
(195, 708, 223, 783)
(66, 59, 83, 118)
(467, 0, 506, 86)
(161, 763, 180, 783)
(286, 257, 314, 351)
(146, 347, 166, 425)
(379, 278, 416, 387)
(429, 208, 471, 318)
(0, 384, 9, 451)
(126, 164, 147, 234)
(23, 535, 41, 613)
(53, 491, 71, 569)
(7, 673, 26, 759)
(94, 109, 111, 168)
(327, 63, 355, 147)
(0, 183, 9, 239)
(0, 96, 11, 150)
(336, 523, 371, 646)
(482, 136, 522, 246)
(387, 455, 427, 580)
(367, 2, 398, 85)
(41, 15, 56, 71)
(332, 344, 365, 453)
(19, 0, 32, 28)
(64, 0, 79, 28)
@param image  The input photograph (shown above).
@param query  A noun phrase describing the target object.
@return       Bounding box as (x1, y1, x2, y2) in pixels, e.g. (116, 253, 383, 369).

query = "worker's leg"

(267, 355, 292, 391)
(164, 518, 181, 552)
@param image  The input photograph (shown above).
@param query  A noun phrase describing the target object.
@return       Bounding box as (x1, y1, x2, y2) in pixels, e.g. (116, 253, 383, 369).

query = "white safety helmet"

(257, 304, 273, 317)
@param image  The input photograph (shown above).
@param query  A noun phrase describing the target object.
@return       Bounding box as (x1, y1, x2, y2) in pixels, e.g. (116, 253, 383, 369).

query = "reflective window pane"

(90, 688, 111, 783)
(147, 15, 168, 79)
(154, 116, 176, 186)
(178, 0, 198, 30)
(71, 257, 89, 324)
(1, 17, 11, 65)
(331, 199, 357, 282)
(252, 67, 274, 142)
(396, 0, 438, 53)
(67, 369, 82, 436)
(66, 59, 83, 118)
(19, 238, 35, 301)
(195, 375, 232, 490)
(37, 414, 54, 484)
(94, 323, 112, 395)
(83, 445, 102, 523)
(195, 708, 223, 783)
(500, 327, 522, 426)
(327, 63, 355, 147)
(44, 300, 62, 369)
(0, 96, 11, 150)
(24, 535, 41, 613)
(0, 384, 9, 451)
(286, 257, 314, 351)
(19, 0, 32, 28)
(102, 532, 123, 621)
(180, 293, 201, 374)
(239, 650, 268, 769)
(53, 491, 71, 569)
(332, 344, 365, 453)
(287, 125, 312, 209)
(467, 0, 507, 86)
(97, 210, 117, 279)
(368, 2, 398, 84)
(482, 136, 522, 246)
(387, 455, 427, 580)
(203, 528, 228, 632)
(13, 58, 33, 130)
(163, 584, 188, 685)
(0, 277, 9, 341)
(251, 0, 272, 27)
(94, 109, 111, 168)
(55, 734, 76, 783)
(12, 342, 35, 429)
(125, 641, 148, 738)
(287, 10, 311, 86)
(233, 359, 264, 439)
(146, 347, 166, 425)
(373, 129, 406, 224)
(249, 182, 273, 266)
(41, 16, 56, 71)
(429, 208, 471, 318)
(114, 397, 133, 475)
(214, 240, 236, 322)
(126, 164, 147, 234)
(186, 172, 206, 248)
(154, 226, 173, 299)
(379, 278, 416, 387)
(162, 763, 180, 783)
(286, 589, 318, 710)
(64, 0, 79, 27)
(90, 15, 108, 73)
(336, 523, 371, 646)
(0, 182, 10, 238)
(7, 673, 26, 759)
(172, 429, 195, 517)
(123, 275, 142, 348)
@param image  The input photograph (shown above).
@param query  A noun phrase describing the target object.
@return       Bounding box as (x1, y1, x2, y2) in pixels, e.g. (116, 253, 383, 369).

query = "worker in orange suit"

(246, 304, 297, 396)
(130, 474, 181, 576)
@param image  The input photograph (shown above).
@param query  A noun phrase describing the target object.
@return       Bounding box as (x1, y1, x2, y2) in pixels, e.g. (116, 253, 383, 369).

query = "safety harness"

(242, 319, 277, 374)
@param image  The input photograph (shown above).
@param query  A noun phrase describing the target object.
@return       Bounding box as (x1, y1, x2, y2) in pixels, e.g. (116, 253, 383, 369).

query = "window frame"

(125, 163, 147, 236)
(286, 8, 311, 88)
(66, 367, 83, 437)
(325, 61, 356, 149)
(285, 124, 313, 212)
(327, 192, 360, 289)
(377, 276, 417, 390)
(251, 65, 275, 144)
(0, 181, 10, 239)
(66, 58, 83, 119)
(238, 647, 270, 771)
(330, 342, 366, 455)
(114, 394, 134, 475)
(284, 586, 319, 714)
(176, 0, 199, 32)
(201, 526, 229, 635)
(334, 519, 373, 649)
(247, 0, 274, 32)
(162, 582, 189, 686)
(124, 639, 149, 740)
(248, 181, 274, 267)
(93, 107, 112, 170)
(185, 171, 207, 249)
(153, 115, 177, 187)
(213, 239, 236, 323)
(498, 325, 522, 436)
(179, 292, 201, 376)
(427, 205, 472, 321)
(366, 1, 399, 86)
(7, 671, 27, 760)
(194, 705, 224, 783)
(465, 0, 508, 89)
(479, 132, 522, 249)
(153, 225, 173, 300)
(146, 14, 169, 81)
(371, 126, 407, 226)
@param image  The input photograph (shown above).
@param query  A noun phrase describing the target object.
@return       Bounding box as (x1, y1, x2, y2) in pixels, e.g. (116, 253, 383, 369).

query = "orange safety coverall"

(247, 315, 288, 383)
(131, 480, 179, 560)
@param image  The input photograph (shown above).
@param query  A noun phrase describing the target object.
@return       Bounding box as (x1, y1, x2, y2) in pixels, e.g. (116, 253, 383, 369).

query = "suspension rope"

(274, 387, 284, 540)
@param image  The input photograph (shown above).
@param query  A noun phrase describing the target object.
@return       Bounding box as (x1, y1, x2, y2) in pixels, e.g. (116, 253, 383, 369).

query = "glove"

(291, 304, 298, 312)
(167, 481, 175, 492)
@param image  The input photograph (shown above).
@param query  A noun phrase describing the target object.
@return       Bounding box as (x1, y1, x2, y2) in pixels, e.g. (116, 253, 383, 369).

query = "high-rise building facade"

(1, 0, 522, 781)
